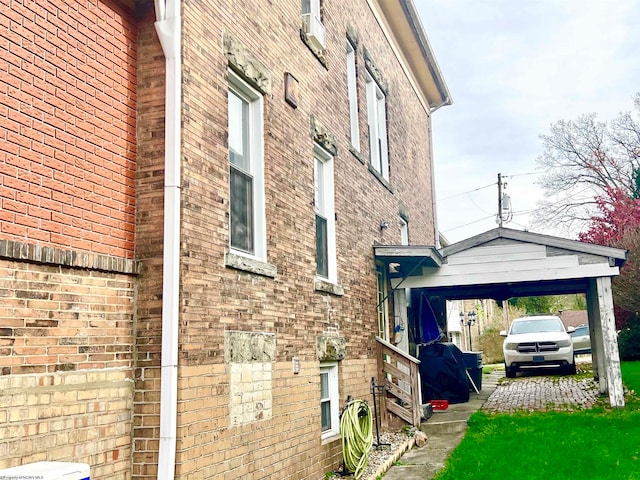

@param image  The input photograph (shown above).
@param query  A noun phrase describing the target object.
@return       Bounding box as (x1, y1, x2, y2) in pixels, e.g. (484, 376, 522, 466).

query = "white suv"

(501, 315, 576, 378)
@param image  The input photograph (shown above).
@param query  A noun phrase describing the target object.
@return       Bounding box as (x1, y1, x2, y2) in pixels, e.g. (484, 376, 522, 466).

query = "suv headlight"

(504, 342, 518, 350)
(557, 339, 572, 348)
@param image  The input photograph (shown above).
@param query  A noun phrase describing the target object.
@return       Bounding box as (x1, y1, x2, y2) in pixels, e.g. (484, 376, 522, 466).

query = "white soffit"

(393, 243, 620, 289)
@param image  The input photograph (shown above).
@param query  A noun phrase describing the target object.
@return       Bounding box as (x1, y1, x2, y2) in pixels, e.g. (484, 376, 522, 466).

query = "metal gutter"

(399, 0, 452, 112)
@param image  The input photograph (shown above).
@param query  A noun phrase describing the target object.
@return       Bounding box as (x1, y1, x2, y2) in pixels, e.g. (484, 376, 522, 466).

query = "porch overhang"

(374, 245, 443, 279)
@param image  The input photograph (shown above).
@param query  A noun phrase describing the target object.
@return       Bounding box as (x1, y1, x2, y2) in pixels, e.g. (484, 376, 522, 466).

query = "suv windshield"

(510, 318, 564, 335)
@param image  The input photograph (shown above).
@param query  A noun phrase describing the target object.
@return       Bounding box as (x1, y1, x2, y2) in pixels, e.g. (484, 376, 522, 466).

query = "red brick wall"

(0, 259, 135, 376)
(0, 0, 137, 258)
(0, 1, 138, 477)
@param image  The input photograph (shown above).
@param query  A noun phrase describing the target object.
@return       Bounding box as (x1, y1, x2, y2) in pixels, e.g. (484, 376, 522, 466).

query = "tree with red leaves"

(579, 187, 640, 327)
(578, 187, 640, 245)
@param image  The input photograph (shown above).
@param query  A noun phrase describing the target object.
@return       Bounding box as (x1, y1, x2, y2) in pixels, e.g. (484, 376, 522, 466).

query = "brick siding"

(0, 0, 137, 259)
(131, 5, 165, 479)
(0, 368, 133, 477)
(2, 0, 439, 477)
(0, 257, 135, 476)
(0, 258, 135, 376)
(133, 0, 436, 478)
(0, 0, 138, 477)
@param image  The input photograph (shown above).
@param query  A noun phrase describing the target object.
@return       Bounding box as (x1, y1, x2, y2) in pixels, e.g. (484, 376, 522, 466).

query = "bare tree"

(533, 93, 640, 234)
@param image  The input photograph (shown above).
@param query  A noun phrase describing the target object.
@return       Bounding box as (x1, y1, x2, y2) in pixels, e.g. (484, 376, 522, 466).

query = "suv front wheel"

(562, 361, 577, 375)
(505, 363, 517, 378)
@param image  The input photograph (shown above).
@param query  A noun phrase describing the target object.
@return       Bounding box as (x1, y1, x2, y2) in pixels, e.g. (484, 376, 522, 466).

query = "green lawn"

(433, 361, 640, 480)
(622, 361, 640, 393)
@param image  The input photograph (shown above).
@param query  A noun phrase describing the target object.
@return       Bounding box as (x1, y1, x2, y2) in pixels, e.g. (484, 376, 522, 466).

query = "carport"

(375, 228, 628, 407)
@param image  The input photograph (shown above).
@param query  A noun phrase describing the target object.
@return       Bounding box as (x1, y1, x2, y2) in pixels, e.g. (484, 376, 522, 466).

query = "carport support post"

(586, 284, 604, 388)
(588, 278, 625, 407)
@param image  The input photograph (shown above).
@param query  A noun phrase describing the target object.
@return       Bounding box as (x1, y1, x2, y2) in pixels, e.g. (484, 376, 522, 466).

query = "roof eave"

(441, 227, 628, 267)
(376, 0, 452, 112)
(374, 245, 443, 278)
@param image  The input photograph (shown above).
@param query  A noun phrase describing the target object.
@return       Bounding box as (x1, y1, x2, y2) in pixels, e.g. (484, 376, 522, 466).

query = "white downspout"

(154, 1, 181, 478)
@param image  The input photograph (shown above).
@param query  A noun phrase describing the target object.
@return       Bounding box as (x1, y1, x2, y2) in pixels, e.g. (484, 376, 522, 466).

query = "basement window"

(320, 362, 339, 439)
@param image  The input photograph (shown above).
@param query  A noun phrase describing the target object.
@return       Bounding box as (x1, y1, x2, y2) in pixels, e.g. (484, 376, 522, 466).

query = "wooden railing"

(375, 336, 422, 427)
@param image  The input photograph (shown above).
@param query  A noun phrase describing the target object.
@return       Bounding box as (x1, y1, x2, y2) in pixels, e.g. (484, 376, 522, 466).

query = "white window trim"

(303, 0, 321, 18)
(346, 40, 360, 151)
(366, 71, 389, 180)
(400, 217, 411, 307)
(314, 144, 337, 284)
(400, 217, 408, 246)
(377, 264, 389, 341)
(320, 362, 339, 439)
(228, 70, 267, 262)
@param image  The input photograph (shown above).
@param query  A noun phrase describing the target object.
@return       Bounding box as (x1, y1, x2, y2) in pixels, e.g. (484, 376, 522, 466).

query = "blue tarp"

(416, 292, 443, 344)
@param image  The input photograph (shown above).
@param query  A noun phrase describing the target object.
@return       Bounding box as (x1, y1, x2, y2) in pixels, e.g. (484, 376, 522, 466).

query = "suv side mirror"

(500, 330, 507, 337)
(567, 326, 575, 334)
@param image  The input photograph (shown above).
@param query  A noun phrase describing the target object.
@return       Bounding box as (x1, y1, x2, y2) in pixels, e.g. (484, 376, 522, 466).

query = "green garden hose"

(340, 400, 374, 479)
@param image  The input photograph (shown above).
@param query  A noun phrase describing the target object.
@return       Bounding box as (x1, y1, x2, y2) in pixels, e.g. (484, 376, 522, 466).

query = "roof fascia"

(441, 228, 628, 266)
(371, 0, 452, 112)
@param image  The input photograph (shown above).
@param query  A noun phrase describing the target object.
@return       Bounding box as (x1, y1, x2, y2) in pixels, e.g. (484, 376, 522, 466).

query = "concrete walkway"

(382, 367, 600, 480)
(382, 369, 501, 480)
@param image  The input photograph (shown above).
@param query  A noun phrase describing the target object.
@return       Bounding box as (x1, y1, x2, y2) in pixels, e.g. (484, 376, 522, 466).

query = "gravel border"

(333, 431, 414, 480)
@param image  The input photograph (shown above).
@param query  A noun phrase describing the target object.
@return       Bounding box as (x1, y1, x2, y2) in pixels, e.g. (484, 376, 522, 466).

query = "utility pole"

(496, 173, 512, 227)
(497, 173, 503, 228)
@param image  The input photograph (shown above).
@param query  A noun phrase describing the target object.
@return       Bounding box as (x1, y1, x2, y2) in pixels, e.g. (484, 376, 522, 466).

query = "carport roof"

(374, 228, 628, 302)
(442, 228, 627, 266)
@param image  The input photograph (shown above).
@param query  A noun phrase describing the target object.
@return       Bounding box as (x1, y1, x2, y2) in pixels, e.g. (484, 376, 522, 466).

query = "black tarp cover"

(417, 342, 470, 404)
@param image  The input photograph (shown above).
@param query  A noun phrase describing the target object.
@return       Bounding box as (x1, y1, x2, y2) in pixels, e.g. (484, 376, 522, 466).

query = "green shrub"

(618, 318, 640, 361)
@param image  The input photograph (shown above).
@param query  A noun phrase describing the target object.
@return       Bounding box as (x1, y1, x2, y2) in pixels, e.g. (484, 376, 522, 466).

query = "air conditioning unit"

(302, 13, 326, 50)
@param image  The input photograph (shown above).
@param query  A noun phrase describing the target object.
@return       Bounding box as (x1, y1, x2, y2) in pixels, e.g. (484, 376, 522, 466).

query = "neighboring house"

(0, 0, 450, 478)
(447, 299, 498, 353)
(559, 309, 589, 329)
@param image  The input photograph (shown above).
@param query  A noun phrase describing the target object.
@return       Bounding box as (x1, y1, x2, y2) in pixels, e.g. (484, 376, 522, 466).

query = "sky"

(415, 0, 640, 244)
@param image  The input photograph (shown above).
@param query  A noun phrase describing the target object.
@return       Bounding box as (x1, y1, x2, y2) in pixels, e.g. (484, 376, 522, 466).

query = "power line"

(441, 214, 496, 233)
(465, 192, 493, 215)
(504, 171, 540, 178)
(440, 209, 539, 234)
(439, 182, 496, 202)
(438, 172, 541, 203)
(440, 171, 544, 233)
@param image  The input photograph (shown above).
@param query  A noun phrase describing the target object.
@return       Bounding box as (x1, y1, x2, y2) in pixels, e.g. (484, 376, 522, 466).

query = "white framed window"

(346, 40, 360, 151)
(320, 362, 339, 438)
(228, 70, 266, 261)
(314, 144, 337, 283)
(302, 0, 321, 19)
(302, 0, 325, 50)
(366, 71, 389, 180)
(400, 217, 408, 245)
(376, 264, 389, 341)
